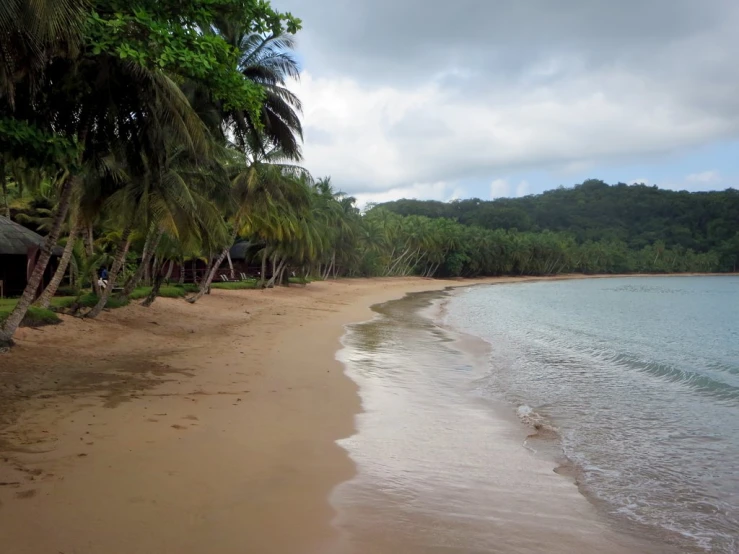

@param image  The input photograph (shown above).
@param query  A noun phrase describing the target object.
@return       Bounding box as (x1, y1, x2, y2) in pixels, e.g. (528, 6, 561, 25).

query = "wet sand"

(0, 275, 680, 553)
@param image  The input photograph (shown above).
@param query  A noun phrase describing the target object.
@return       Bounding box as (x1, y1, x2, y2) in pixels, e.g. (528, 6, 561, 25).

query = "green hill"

(376, 179, 739, 254)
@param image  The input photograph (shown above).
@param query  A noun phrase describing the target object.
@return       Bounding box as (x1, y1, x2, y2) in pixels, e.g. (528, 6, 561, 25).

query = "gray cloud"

(286, 0, 737, 82)
(281, 0, 739, 199)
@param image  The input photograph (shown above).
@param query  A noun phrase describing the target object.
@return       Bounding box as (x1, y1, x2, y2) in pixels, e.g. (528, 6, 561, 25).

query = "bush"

(128, 287, 150, 300)
(52, 293, 129, 310)
(23, 307, 61, 326)
(158, 286, 189, 298)
(210, 280, 259, 290)
(56, 285, 80, 297)
(0, 305, 61, 327)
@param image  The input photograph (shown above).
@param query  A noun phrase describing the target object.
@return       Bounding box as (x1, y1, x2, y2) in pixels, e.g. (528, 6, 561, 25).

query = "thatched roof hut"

(0, 215, 48, 255)
(229, 240, 256, 261)
(0, 216, 59, 297)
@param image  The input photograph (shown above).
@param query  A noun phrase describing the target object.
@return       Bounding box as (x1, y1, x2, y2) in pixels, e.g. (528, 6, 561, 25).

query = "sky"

(278, 0, 739, 205)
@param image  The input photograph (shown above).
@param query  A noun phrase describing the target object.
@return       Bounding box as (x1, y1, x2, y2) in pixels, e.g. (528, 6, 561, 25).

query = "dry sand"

(0, 274, 695, 553)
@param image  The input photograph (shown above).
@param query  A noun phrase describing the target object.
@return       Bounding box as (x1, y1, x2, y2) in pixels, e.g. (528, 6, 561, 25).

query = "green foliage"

(84, 0, 300, 113)
(211, 280, 259, 289)
(56, 285, 81, 297)
(379, 180, 739, 257)
(128, 286, 189, 299)
(53, 293, 129, 309)
(0, 118, 80, 170)
(0, 303, 61, 327)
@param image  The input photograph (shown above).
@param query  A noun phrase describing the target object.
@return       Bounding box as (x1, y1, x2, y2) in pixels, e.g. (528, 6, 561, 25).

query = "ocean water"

(443, 276, 739, 553)
(332, 282, 694, 554)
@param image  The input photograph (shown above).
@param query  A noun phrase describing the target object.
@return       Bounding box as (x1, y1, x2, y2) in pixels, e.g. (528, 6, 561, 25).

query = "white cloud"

(658, 170, 724, 191)
(278, 0, 739, 201)
(291, 70, 739, 200)
(686, 170, 721, 184)
(490, 179, 510, 199)
(354, 181, 458, 208)
(490, 178, 531, 199)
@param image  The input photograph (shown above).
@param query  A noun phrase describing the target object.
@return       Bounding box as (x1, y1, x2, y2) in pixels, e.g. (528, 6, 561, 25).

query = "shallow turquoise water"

(445, 276, 739, 553)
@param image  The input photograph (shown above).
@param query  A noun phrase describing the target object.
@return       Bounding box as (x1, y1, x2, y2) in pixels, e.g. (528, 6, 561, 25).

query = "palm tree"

(0, 0, 86, 106)
(87, 136, 228, 317)
(0, 45, 211, 339)
(216, 24, 303, 159)
(187, 141, 311, 302)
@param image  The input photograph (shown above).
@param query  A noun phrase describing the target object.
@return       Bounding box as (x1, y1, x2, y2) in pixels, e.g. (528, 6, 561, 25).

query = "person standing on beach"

(99, 267, 109, 290)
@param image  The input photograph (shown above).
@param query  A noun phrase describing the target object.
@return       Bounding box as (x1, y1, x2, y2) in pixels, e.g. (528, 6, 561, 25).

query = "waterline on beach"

(443, 276, 739, 553)
(331, 290, 662, 554)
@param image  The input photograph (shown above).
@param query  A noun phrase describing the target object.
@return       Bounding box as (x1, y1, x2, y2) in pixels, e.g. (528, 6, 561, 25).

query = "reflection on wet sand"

(331, 291, 674, 554)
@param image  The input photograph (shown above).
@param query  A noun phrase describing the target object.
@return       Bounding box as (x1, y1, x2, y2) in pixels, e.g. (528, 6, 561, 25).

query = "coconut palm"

(187, 140, 311, 301)
(215, 23, 303, 159)
(0, 0, 86, 106)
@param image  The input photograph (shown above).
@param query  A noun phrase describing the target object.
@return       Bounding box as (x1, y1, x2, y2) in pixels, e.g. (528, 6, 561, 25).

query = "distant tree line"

(373, 179, 739, 274)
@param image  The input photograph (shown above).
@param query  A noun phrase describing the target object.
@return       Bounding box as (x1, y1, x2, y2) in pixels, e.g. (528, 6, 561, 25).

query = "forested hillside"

(377, 180, 739, 253)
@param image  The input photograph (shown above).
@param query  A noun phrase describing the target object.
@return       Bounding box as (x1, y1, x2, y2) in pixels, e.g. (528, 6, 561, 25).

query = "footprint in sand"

(171, 424, 187, 430)
(183, 415, 199, 421)
(15, 489, 37, 499)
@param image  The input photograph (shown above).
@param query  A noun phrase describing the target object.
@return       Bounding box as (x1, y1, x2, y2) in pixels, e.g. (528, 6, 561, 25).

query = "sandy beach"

(0, 275, 693, 553)
(0, 276, 524, 554)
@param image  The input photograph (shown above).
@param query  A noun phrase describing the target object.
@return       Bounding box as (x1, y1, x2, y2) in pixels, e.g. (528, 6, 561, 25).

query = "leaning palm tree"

(86, 137, 229, 318)
(186, 140, 311, 302)
(0, 50, 210, 341)
(214, 22, 303, 159)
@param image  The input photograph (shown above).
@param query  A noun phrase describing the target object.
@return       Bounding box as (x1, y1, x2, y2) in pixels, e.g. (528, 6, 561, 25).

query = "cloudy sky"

(279, 0, 739, 205)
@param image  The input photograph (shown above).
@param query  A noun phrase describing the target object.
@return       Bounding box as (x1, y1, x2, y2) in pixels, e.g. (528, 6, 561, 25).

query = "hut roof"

(229, 241, 255, 261)
(0, 216, 48, 255)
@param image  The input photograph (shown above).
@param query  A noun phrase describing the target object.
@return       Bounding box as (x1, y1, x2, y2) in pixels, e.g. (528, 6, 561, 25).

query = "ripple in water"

(444, 276, 739, 553)
(332, 291, 669, 554)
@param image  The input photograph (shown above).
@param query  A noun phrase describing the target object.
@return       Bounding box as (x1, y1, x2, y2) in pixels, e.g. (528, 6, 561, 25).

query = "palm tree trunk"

(164, 259, 175, 282)
(86, 226, 132, 318)
(1, 165, 10, 218)
(142, 258, 165, 307)
(36, 217, 81, 308)
(188, 229, 237, 304)
(122, 227, 163, 298)
(387, 246, 412, 276)
(84, 222, 102, 297)
(226, 250, 234, 279)
(147, 255, 158, 285)
(266, 258, 286, 288)
(0, 174, 77, 346)
(178, 260, 185, 285)
(259, 248, 268, 287)
(187, 246, 230, 304)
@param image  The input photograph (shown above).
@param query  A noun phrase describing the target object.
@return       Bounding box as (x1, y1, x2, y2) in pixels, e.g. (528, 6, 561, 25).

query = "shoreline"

(0, 274, 729, 552)
(0, 276, 521, 553)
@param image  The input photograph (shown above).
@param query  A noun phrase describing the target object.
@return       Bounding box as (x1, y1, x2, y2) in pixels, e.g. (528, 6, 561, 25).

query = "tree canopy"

(376, 179, 739, 269)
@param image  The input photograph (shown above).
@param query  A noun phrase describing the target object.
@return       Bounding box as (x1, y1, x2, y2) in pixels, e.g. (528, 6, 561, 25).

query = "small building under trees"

(227, 241, 264, 277)
(0, 216, 58, 298)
